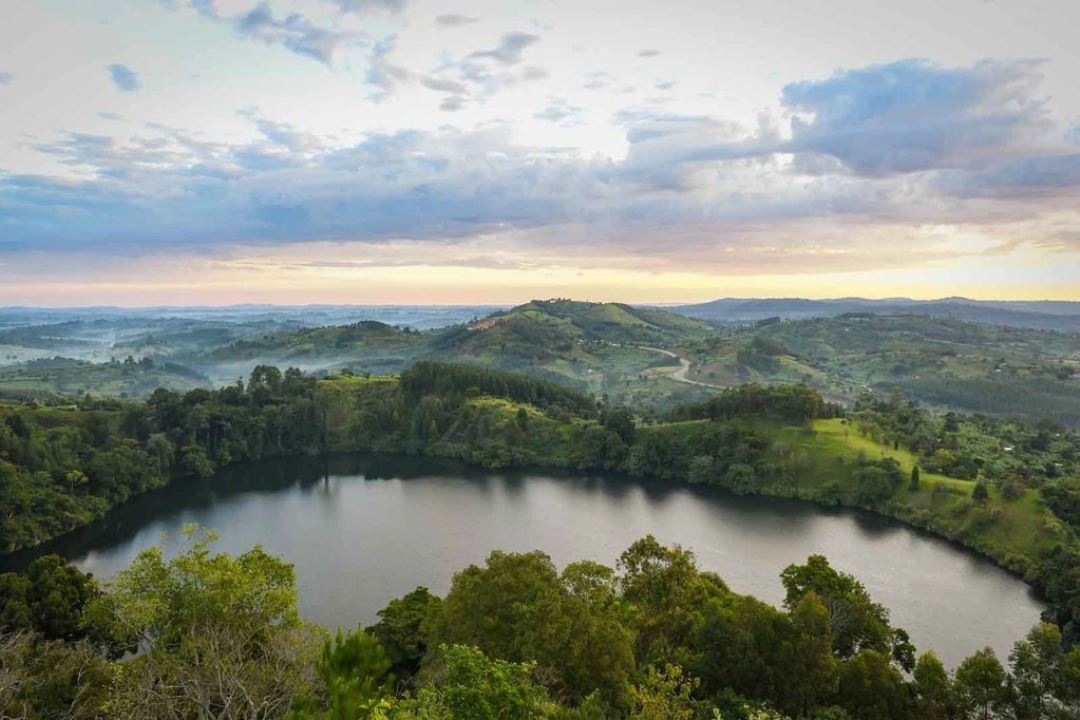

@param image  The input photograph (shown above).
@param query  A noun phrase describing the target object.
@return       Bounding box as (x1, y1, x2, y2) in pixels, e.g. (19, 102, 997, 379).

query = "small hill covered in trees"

(683, 314, 1080, 423)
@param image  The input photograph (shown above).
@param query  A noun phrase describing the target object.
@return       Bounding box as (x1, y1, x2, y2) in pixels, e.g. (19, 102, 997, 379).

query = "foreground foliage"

(4, 535, 1080, 719)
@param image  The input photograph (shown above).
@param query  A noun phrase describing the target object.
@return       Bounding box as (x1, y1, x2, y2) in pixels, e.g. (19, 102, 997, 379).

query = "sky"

(1, 0, 1079, 306)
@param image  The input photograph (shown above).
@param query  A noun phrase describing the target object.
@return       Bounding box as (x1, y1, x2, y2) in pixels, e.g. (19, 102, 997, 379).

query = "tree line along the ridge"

(1, 360, 1079, 656)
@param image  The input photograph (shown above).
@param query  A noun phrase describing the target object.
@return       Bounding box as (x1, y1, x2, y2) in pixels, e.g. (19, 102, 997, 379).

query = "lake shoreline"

(1, 446, 1048, 602)
(1, 450, 1045, 668)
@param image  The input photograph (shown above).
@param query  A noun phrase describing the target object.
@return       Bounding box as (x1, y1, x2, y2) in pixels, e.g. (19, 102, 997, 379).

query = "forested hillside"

(3, 530, 1080, 719)
(3, 361, 1080, 661)
(198, 321, 426, 380)
(684, 315, 1080, 423)
(0, 301, 714, 410)
(672, 297, 1080, 332)
(200, 299, 715, 408)
(8, 303, 1079, 425)
(0, 356, 207, 400)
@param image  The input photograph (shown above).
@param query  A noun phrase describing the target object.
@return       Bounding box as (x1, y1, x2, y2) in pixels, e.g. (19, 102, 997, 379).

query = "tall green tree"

(780, 555, 894, 658)
(290, 628, 394, 720)
(392, 644, 548, 720)
(618, 535, 725, 667)
(0, 554, 97, 640)
(1008, 623, 1063, 720)
(368, 587, 440, 681)
(913, 651, 950, 720)
(87, 528, 322, 720)
(426, 549, 634, 704)
(627, 664, 697, 720)
(953, 648, 1007, 720)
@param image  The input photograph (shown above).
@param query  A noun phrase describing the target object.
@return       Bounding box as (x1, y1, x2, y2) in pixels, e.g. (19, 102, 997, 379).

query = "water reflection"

(0, 452, 1045, 667)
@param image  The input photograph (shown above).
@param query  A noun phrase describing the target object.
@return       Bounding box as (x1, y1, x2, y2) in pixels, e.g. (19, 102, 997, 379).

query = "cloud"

(637, 49, 661, 58)
(157, 0, 218, 16)
(160, 0, 376, 66)
(330, 0, 405, 13)
(439, 96, 466, 112)
(107, 64, 141, 92)
(422, 76, 468, 95)
(534, 99, 583, 125)
(468, 32, 539, 66)
(521, 66, 548, 81)
(781, 59, 1049, 176)
(583, 72, 611, 91)
(932, 154, 1080, 199)
(436, 13, 477, 26)
(421, 36, 547, 109)
(365, 37, 412, 99)
(0, 121, 955, 258)
(5, 59, 1078, 280)
(0, 126, 618, 251)
(234, 2, 358, 65)
(1068, 124, 1080, 146)
(0, 71, 14, 86)
(239, 108, 324, 153)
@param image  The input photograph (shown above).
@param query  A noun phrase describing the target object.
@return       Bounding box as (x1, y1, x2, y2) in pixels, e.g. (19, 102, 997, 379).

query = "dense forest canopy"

(3, 532, 1080, 719)
(2, 358, 1080, 718)
(6, 304, 1078, 425)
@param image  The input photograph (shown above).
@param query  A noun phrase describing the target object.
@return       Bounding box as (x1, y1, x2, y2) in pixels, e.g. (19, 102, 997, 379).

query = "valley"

(3, 298, 1078, 425)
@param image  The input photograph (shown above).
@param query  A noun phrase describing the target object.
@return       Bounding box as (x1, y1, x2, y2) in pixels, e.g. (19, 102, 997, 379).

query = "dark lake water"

(1, 454, 1045, 666)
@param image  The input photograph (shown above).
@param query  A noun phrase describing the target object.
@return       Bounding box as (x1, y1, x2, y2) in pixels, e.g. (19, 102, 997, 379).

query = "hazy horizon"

(4, 294, 1080, 311)
(2, 0, 1079, 304)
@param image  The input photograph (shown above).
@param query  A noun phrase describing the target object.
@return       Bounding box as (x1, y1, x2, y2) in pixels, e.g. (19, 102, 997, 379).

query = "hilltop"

(496, 299, 712, 343)
(0, 356, 208, 400)
(5, 301, 1080, 422)
(0, 316, 303, 364)
(684, 314, 1080, 422)
(422, 299, 714, 405)
(183, 300, 717, 409)
(672, 297, 1080, 332)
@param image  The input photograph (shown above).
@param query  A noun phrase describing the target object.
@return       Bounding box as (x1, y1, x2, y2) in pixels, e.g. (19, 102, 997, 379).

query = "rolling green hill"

(0, 302, 719, 409)
(187, 300, 717, 411)
(500, 298, 713, 343)
(0, 357, 208, 400)
(202, 321, 423, 363)
(14, 302, 1080, 424)
(0, 317, 304, 364)
(683, 314, 1080, 423)
(672, 296, 1080, 332)
(422, 299, 715, 407)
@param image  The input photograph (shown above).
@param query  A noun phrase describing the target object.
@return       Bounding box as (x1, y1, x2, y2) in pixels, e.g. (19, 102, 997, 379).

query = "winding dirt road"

(640, 346, 725, 389)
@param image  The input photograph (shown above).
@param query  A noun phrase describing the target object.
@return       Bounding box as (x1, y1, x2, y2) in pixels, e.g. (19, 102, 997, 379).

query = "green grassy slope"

(194, 321, 426, 382)
(684, 315, 1080, 422)
(315, 373, 1070, 582)
(774, 418, 1067, 574)
(421, 300, 715, 405)
(0, 357, 208, 400)
(203, 321, 423, 361)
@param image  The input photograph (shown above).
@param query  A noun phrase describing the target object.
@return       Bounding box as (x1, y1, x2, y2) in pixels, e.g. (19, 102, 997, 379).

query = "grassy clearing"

(769, 418, 1070, 577)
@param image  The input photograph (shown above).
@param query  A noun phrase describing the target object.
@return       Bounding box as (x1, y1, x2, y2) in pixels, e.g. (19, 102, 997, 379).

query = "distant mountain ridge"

(670, 297, 1080, 332)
